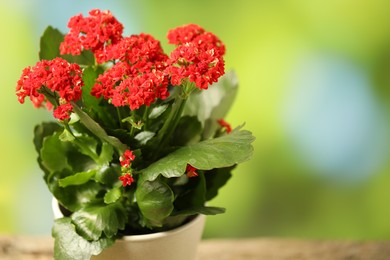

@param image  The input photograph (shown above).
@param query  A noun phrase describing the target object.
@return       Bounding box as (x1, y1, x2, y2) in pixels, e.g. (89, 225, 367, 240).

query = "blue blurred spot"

(282, 54, 389, 182)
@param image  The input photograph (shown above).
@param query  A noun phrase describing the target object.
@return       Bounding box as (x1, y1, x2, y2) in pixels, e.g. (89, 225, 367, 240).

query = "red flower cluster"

(103, 33, 168, 64)
(167, 24, 225, 55)
(167, 24, 204, 45)
(119, 149, 136, 187)
(91, 34, 170, 110)
(16, 57, 83, 120)
(120, 149, 136, 168)
(60, 9, 124, 63)
(119, 173, 134, 187)
(166, 24, 225, 89)
(53, 103, 74, 120)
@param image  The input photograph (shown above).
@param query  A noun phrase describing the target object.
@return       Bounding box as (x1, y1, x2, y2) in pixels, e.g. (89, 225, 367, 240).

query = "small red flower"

(92, 60, 169, 110)
(217, 119, 232, 133)
(166, 24, 225, 90)
(91, 33, 170, 109)
(119, 173, 134, 187)
(167, 24, 205, 45)
(186, 164, 198, 178)
(53, 103, 73, 120)
(167, 24, 225, 55)
(120, 149, 136, 168)
(102, 33, 168, 65)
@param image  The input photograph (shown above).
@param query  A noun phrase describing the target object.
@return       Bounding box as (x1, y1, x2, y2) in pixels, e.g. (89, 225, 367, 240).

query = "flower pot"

(52, 198, 206, 260)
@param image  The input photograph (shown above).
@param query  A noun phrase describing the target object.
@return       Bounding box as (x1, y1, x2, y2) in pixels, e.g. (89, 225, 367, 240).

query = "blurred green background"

(2, 0, 390, 239)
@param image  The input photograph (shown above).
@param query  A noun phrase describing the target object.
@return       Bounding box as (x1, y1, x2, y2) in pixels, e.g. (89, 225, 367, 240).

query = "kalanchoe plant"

(16, 9, 254, 260)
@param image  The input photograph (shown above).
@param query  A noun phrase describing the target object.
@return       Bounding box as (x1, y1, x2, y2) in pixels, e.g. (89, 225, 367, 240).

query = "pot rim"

(121, 214, 205, 241)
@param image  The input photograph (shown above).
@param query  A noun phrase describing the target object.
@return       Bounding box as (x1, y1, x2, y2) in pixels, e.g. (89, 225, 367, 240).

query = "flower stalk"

(156, 93, 188, 153)
(71, 101, 128, 153)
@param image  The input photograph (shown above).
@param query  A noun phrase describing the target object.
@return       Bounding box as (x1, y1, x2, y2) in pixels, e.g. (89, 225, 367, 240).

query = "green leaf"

(38, 126, 103, 212)
(73, 135, 99, 161)
(59, 128, 75, 142)
(50, 180, 101, 213)
(66, 50, 95, 66)
(70, 140, 112, 168)
(141, 127, 255, 181)
(71, 201, 127, 241)
(81, 66, 117, 127)
(52, 217, 114, 260)
(98, 142, 114, 165)
(59, 169, 97, 187)
(41, 132, 72, 173)
(104, 187, 122, 204)
(39, 26, 63, 60)
(68, 112, 80, 125)
(33, 122, 62, 153)
(82, 66, 103, 109)
(39, 26, 94, 65)
(148, 104, 169, 119)
(135, 178, 174, 227)
(95, 165, 121, 185)
(183, 70, 238, 138)
(135, 131, 155, 145)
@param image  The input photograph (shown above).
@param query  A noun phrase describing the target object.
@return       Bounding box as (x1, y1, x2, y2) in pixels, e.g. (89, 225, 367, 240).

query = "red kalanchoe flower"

(102, 33, 168, 66)
(119, 173, 134, 187)
(186, 164, 199, 178)
(166, 42, 225, 89)
(16, 65, 47, 108)
(16, 57, 83, 118)
(217, 119, 232, 133)
(91, 34, 170, 110)
(166, 24, 225, 89)
(167, 24, 225, 55)
(111, 70, 169, 110)
(193, 31, 226, 56)
(53, 103, 73, 120)
(91, 62, 131, 101)
(167, 24, 205, 45)
(92, 63, 169, 110)
(60, 9, 124, 63)
(120, 149, 136, 168)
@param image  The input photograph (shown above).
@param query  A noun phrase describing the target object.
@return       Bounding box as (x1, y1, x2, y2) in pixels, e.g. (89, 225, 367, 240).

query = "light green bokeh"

(0, 3, 48, 233)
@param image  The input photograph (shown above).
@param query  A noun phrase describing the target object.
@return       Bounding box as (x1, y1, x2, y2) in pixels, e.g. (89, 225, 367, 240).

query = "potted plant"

(16, 9, 254, 260)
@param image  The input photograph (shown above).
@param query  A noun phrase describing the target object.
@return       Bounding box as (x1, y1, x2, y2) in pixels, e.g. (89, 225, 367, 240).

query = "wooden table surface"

(1, 236, 390, 260)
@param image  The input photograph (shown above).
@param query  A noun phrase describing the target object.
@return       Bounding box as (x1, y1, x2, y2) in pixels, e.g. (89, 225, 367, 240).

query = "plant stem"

(129, 110, 136, 137)
(116, 107, 124, 128)
(154, 93, 187, 157)
(142, 106, 150, 130)
(152, 81, 197, 159)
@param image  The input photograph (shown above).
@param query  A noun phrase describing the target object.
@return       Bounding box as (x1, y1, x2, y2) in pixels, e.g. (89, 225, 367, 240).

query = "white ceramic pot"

(52, 198, 206, 260)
